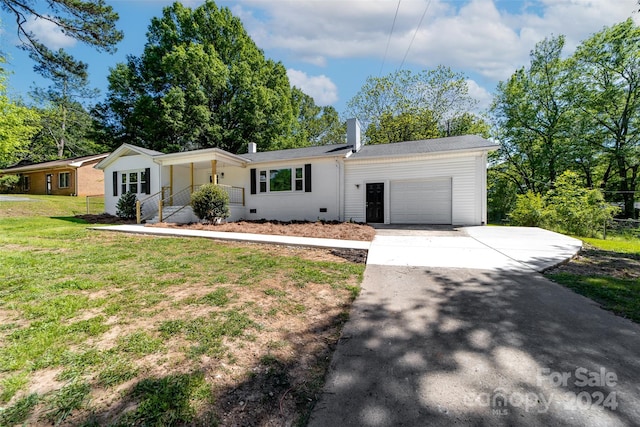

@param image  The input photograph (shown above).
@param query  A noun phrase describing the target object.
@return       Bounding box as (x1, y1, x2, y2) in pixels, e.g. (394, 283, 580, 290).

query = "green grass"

(546, 234, 640, 323)
(0, 194, 100, 218)
(0, 195, 364, 424)
(548, 273, 640, 322)
(582, 236, 640, 254)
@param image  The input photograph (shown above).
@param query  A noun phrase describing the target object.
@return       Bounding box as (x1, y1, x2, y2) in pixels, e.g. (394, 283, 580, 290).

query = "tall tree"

(491, 35, 574, 194)
(571, 19, 640, 218)
(0, 0, 122, 76)
(291, 87, 345, 146)
(25, 102, 104, 163)
(29, 49, 98, 158)
(364, 110, 439, 145)
(98, 1, 298, 153)
(346, 66, 479, 143)
(0, 58, 40, 167)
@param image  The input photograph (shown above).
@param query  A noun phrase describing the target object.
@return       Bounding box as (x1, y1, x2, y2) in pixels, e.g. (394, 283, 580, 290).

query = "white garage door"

(390, 178, 452, 224)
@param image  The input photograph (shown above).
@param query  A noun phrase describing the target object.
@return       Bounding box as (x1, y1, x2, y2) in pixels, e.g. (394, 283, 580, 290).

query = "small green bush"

(116, 191, 138, 219)
(191, 184, 229, 223)
(545, 171, 618, 237)
(508, 191, 548, 227)
(0, 174, 20, 193)
(507, 171, 619, 237)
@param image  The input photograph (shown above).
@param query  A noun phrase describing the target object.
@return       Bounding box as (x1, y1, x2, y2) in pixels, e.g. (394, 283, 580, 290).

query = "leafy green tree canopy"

(0, 58, 40, 167)
(291, 87, 345, 146)
(491, 35, 574, 195)
(346, 66, 481, 144)
(570, 18, 640, 218)
(98, 1, 298, 153)
(29, 48, 99, 158)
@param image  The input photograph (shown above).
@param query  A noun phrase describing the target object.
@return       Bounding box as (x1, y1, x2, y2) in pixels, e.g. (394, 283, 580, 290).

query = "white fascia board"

(345, 147, 496, 164)
(154, 148, 248, 167)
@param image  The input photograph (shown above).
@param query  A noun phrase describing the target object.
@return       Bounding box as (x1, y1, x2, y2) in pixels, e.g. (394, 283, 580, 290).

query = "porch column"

(190, 163, 194, 193)
(169, 165, 174, 205)
(169, 165, 174, 194)
(211, 160, 217, 185)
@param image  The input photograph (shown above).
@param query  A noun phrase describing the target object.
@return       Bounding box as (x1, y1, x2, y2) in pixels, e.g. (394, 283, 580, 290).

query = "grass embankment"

(546, 236, 640, 323)
(0, 196, 364, 425)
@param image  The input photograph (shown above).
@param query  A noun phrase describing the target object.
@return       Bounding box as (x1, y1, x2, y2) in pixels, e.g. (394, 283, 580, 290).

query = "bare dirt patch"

(149, 219, 376, 242)
(548, 244, 640, 279)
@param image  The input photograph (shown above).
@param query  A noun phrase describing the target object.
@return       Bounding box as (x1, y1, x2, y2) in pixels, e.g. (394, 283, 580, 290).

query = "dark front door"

(366, 182, 384, 223)
(46, 174, 52, 195)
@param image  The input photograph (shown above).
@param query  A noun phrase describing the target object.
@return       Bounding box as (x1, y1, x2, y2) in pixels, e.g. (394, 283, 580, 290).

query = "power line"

(379, 0, 402, 77)
(398, 0, 432, 70)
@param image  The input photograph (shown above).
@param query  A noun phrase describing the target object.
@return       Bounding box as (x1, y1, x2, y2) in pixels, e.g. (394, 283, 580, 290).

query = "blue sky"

(1, 0, 638, 115)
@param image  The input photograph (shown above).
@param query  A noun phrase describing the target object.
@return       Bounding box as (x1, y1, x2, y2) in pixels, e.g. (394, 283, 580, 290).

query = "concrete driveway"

(308, 226, 640, 426)
(367, 225, 583, 272)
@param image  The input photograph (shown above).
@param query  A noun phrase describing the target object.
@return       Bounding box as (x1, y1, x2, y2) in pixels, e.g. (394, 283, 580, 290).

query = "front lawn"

(0, 196, 364, 425)
(546, 236, 640, 323)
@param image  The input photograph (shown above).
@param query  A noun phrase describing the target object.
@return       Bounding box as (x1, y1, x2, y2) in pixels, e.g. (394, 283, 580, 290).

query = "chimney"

(347, 118, 362, 152)
(248, 142, 257, 154)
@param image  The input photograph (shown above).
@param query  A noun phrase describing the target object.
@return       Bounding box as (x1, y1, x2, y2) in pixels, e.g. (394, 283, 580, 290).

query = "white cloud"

(466, 79, 493, 113)
(287, 69, 339, 106)
(238, 0, 638, 82)
(24, 16, 76, 50)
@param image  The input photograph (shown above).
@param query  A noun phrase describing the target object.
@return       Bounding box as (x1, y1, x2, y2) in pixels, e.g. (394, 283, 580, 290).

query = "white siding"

(103, 154, 160, 215)
(344, 152, 486, 225)
(244, 157, 341, 221)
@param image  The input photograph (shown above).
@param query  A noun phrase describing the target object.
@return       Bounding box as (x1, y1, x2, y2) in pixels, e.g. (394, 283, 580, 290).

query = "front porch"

(136, 148, 249, 224)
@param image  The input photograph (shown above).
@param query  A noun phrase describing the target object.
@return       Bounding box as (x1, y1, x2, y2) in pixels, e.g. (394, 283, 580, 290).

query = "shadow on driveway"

(309, 266, 640, 426)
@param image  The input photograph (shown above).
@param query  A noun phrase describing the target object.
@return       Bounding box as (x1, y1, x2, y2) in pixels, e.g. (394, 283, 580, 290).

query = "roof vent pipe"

(347, 118, 362, 153)
(248, 142, 257, 154)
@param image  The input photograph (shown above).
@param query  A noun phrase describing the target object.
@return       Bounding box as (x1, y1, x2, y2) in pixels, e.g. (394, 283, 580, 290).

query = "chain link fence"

(604, 218, 640, 239)
(85, 195, 105, 215)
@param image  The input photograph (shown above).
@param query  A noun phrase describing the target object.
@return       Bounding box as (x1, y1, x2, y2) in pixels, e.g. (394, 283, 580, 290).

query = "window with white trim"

(258, 167, 305, 193)
(120, 170, 147, 194)
(59, 172, 70, 188)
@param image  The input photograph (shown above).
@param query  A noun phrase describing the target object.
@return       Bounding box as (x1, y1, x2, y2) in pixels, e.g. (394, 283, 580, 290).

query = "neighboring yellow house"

(0, 153, 109, 196)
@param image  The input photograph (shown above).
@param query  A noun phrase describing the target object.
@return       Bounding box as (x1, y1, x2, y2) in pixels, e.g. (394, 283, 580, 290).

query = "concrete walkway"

(90, 224, 370, 250)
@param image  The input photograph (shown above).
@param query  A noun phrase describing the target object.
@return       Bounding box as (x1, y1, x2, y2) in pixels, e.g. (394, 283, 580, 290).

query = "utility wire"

(379, 0, 402, 77)
(398, 0, 432, 70)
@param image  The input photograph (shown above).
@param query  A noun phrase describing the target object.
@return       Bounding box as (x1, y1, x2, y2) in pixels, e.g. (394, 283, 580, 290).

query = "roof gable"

(94, 144, 163, 170)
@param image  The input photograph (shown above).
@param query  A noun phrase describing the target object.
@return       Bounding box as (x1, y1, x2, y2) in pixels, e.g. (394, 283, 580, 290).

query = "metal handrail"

(137, 184, 245, 224)
(135, 187, 169, 224)
(158, 186, 199, 223)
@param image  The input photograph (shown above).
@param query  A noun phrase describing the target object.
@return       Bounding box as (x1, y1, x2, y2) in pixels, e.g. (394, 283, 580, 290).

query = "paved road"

(309, 228, 640, 427)
(0, 195, 36, 202)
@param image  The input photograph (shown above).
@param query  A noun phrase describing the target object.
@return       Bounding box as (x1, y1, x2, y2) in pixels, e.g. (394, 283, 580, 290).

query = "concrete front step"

(146, 206, 199, 224)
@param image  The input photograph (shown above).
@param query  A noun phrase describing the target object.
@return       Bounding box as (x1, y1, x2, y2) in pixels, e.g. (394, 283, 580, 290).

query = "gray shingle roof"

(242, 144, 353, 162)
(1, 153, 109, 173)
(349, 135, 498, 159)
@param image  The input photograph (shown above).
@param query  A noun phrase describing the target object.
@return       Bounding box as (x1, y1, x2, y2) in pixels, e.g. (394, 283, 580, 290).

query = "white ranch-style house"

(95, 119, 498, 225)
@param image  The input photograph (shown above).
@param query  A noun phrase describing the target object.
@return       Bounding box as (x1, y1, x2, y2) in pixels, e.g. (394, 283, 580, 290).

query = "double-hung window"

(120, 170, 148, 195)
(59, 172, 70, 188)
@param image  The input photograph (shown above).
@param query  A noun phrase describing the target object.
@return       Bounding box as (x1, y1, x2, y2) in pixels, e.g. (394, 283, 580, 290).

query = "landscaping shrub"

(545, 171, 618, 237)
(191, 184, 229, 223)
(116, 192, 138, 220)
(508, 171, 619, 237)
(508, 191, 548, 227)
